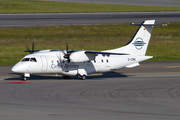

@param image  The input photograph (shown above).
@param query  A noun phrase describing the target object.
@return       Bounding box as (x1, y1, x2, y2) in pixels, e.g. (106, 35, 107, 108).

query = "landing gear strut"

(21, 74, 27, 81)
(21, 73, 30, 81)
(77, 74, 86, 80)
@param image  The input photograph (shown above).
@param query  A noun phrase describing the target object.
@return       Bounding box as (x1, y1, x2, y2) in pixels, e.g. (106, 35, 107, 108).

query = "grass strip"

(0, 22, 180, 65)
(0, 0, 180, 13)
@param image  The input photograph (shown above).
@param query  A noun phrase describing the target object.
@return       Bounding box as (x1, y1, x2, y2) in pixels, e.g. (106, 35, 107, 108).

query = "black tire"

(81, 75, 86, 80)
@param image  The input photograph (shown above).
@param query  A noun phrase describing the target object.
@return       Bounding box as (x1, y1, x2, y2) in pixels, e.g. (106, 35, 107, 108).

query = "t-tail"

(106, 20, 166, 56)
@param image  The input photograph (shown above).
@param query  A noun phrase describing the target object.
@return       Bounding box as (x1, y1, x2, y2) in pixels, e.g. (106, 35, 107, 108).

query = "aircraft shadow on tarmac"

(5, 71, 130, 81)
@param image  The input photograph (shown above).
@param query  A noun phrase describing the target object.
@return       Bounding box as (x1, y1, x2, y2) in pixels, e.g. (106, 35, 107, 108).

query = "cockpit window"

(21, 58, 37, 62)
(30, 58, 37, 62)
(21, 58, 30, 62)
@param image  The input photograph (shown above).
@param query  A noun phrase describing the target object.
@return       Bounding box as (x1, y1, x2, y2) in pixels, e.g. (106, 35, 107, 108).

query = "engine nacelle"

(70, 51, 95, 62)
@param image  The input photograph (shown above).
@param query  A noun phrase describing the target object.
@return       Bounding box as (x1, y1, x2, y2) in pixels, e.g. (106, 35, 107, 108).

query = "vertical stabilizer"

(106, 20, 164, 56)
(125, 20, 155, 55)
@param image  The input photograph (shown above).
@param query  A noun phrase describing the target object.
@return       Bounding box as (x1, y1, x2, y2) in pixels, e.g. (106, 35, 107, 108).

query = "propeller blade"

(25, 42, 35, 54)
(32, 42, 34, 53)
(63, 43, 71, 62)
(26, 46, 30, 52)
(66, 43, 68, 53)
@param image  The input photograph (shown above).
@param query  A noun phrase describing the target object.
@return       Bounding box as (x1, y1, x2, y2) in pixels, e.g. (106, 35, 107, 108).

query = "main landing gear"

(63, 75, 86, 80)
(77, 74, 86, 80)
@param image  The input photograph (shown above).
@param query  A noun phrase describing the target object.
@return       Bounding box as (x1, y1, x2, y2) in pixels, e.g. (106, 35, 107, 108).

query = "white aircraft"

(11, 20, 165, 80)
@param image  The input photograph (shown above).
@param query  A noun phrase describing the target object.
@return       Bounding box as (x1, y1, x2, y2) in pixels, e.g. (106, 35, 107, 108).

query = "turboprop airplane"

(11, 20, 166, 80)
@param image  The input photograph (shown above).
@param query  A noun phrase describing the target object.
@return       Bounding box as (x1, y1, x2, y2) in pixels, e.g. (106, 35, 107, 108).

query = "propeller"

(25, 42, 36, 54)
(62, 43, 71, 62)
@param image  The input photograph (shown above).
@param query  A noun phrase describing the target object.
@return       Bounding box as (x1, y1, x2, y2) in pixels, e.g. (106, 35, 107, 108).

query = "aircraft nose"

(11, 62, 24, 73)
(11, 64, 19, 73)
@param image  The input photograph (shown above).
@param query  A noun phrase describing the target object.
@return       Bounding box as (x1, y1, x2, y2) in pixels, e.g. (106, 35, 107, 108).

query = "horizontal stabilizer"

(131, 22, 167, 26)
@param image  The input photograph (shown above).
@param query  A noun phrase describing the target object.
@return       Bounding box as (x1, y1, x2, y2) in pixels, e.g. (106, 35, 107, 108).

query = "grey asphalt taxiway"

(1, 0, 180, 27)
(1, 61, 180, 120)
(0, 12, 180, 27)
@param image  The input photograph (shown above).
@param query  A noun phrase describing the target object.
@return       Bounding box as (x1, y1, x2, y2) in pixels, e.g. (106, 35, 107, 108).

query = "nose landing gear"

(21, 75, 27, 81)
(21, 73, 30, 81)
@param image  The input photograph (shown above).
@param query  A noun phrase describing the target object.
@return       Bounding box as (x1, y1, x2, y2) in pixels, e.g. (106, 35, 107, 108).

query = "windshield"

(21, 58, 37, 62)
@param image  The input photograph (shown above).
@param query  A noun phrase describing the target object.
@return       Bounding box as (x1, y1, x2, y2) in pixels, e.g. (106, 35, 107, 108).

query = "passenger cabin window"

(21, 58, 37, 62)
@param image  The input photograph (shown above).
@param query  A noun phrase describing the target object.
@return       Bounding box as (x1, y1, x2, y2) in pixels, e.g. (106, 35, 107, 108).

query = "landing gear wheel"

(77, 74, 86, 80)
(21, 75, 27, 81)
(81, 75, 86, 80)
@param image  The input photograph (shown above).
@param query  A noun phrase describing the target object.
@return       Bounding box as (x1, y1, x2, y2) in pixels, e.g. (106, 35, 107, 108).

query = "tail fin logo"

(132, 37, 146, 50)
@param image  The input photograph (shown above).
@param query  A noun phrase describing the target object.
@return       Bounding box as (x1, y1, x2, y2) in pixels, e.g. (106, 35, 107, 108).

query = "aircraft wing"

(24, 49, 129, 56)
(60, 50, 129, 55)
(85, 51, 129, 55)
(24, 50, 40, 53)
(69, 50, 129, 62)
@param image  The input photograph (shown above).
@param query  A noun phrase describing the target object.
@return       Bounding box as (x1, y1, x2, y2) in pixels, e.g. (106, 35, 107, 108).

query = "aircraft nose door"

(40, 56, 48, 71)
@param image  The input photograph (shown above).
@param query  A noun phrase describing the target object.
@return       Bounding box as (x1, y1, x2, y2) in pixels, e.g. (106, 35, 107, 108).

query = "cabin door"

(40, 56, 48, 71)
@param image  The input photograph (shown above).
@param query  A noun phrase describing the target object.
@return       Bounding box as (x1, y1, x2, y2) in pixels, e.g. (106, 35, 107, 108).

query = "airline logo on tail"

(132, 37, 146, 50)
